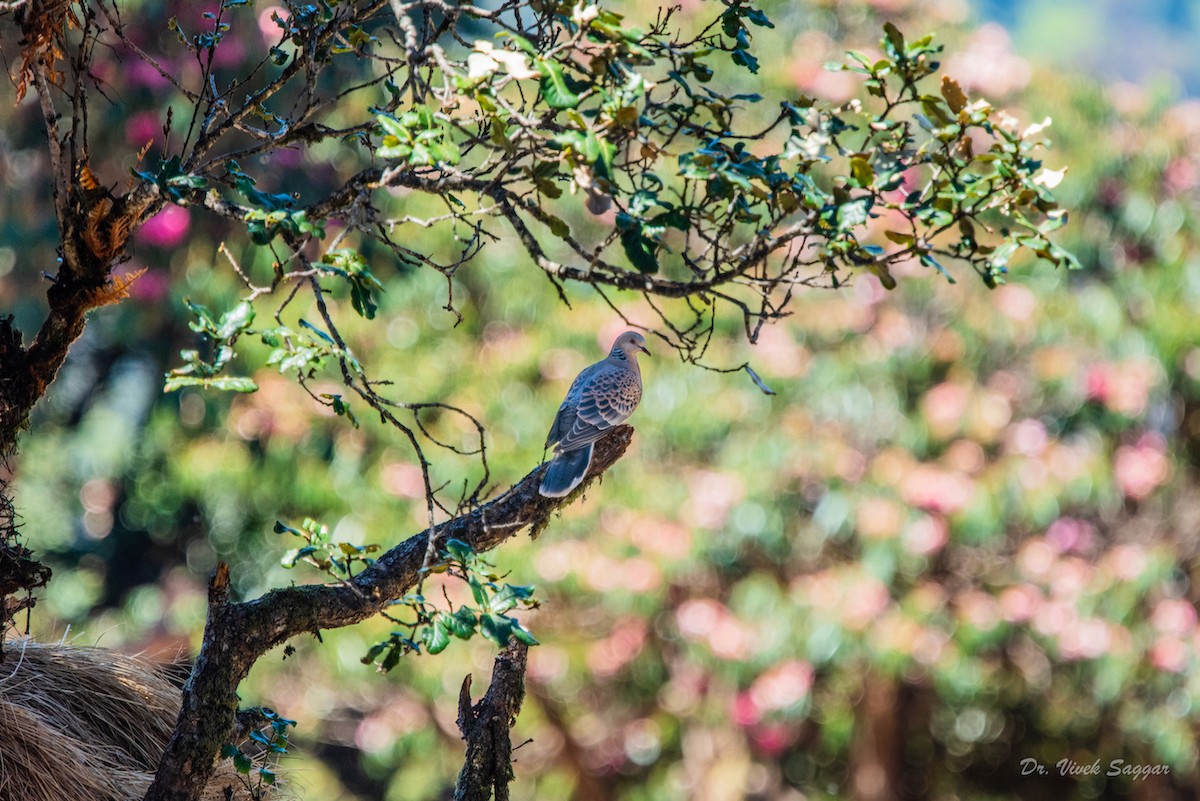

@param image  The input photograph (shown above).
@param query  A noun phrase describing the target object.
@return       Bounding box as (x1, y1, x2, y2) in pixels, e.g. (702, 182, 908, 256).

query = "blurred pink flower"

(1058, 618, 1112, 661)
(922, 382, 969, 440)
(994, 284, 1038, 322)
(1033, 598, 1076, 637)
(684, 470, 745, 530)
(912, 626, 950, 666)
(749, 660, 814, 712)
(125, 111, 161, 149)
(957, 590, 1001, 632)
(842, 576, 891, 631)
(1017, 538, 1056, 581)
(1045, 518, 1096, 555)
(1104, 543, 1149, 582)
(1152, 598, 1198, 639)
(675, 599, 751, 660)
(1149, 637, 1189, 673)
(753, 325, 809, 378)
(749, 722, 799, 757)
(902, 514, 948, 557)
(857, 496, 904, 540)
(527, 645, 568, 683)
(137, 205, 190, 248)
(900, 463, 974, 515)
(1114, 433, 1171, 500)
(1085, 359, 1159, 417)
(944, 24, 1031, 98)
(381, 461, 425, 499)
(1049, 557, 1093, 601)
(732, 691, 760, 726)
(259, 6, 290, 43)
(999, 584, 1042, 623)
(588, 617, 648, 677)
(126, 59, 171, 90)
(123, 266, 169, 303)
(1005, 419, 1049, 457)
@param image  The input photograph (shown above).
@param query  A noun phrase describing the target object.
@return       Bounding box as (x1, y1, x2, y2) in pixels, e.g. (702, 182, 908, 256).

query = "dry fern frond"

(81, 196, 113, 259)
(85, 268, 146, 310)
(14, 0, 79, 102)
(79, 164, 100, 192)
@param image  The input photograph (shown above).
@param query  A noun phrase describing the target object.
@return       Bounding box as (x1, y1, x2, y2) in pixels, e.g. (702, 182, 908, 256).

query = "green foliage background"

(5, 0, 1200, 799)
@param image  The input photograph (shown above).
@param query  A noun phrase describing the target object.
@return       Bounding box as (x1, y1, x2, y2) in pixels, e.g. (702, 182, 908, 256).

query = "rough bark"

(454, 641, 530, 801)
(143, 425, 634, 801)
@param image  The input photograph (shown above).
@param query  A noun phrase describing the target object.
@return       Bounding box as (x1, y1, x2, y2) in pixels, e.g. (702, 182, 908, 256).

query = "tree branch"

(143, 425, 635, 801)
(454, 641, 530, 801)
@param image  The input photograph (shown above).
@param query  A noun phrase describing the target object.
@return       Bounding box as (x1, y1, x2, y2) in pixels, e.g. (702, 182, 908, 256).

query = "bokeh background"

(4, 0, 1200, 799)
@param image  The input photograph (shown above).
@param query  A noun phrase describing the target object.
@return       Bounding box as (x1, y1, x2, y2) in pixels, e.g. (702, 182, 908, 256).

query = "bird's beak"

(641, 345, 652, 357)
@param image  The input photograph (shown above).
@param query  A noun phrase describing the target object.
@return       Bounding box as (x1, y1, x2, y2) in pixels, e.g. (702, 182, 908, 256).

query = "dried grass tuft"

(0, 639, 274, 801)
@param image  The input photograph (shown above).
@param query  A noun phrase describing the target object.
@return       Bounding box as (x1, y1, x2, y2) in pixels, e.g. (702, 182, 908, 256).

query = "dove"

(539, 331, 650, 497)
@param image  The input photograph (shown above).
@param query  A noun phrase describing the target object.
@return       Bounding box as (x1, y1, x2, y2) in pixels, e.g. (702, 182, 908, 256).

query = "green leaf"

(850, 157, 874, 188)
(424, 617, 452, 654)
(480, 613, 513, 645)
(447, 607, 478, 639)
(469, 576, 488, 607)
(215, 301, 255, 339)
(511, 619, 539, 646)
(619, 228, 659, 274)
(444, 538, 474, 563)
(883, 22, 906, 58)
(207, 376, 259, 393)
(538, 60, 582, 109)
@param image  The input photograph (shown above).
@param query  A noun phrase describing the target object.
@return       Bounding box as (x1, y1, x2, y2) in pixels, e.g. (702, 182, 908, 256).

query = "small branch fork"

(143, 426, 634, 801)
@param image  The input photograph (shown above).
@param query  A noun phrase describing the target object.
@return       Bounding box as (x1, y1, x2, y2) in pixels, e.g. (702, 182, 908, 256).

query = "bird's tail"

(538, 444, 595, 497)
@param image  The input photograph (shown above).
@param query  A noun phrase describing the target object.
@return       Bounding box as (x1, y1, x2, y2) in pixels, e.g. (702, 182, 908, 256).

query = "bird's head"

(610, 330, 651, 360)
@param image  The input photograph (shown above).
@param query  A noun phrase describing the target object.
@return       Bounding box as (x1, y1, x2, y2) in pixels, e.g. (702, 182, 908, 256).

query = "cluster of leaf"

(220, 707, 294, 798)
(275, 517, 379, 578)
(164, 300, 258, 393)
(362, 539, 539, 672)
(123, 0, 1076, 402)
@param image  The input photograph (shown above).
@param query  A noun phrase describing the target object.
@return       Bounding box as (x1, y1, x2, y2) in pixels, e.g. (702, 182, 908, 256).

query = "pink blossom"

(922, 382, 969, 440)
(1045, 518, 1096, 554)
(1017, 538, 1056, 581)
(588, 617, 648, 677)
(749, 722, 798, 757)
(137, 205, 190, 248)
(999, 584, 1042, 623)
(856, 496, 904, 540)
(1149, 637, 1189, 673)
(902, 515, 948, 557)
(1005, 419, 1049, 457)
(1033, 599, 1075, 637)
(899, 464, 975, 515)
(1058, 618, 1112, 661)
(684, 470, 745, 530)
(957, 590, 1001, 632)
(1114, 433, 1171, 500)
(1105, 544, 1149, 582)
(748, 661, 814, 712)
(732, 691, 760, 726)
(1152, 598, 1198, 639)
(944, 24, 1031, 98)
(842, 576, 891, 631)
(124, 266, 169, 303)
(125, 111, 162, 149)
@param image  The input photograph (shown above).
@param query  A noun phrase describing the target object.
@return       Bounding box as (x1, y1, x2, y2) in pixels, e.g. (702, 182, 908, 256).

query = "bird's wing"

(556, 366, 642, 452)
(544, 362, 600, 449)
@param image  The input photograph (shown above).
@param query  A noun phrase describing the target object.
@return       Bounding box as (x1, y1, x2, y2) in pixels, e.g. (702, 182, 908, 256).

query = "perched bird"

(539, 331, 650, 497)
